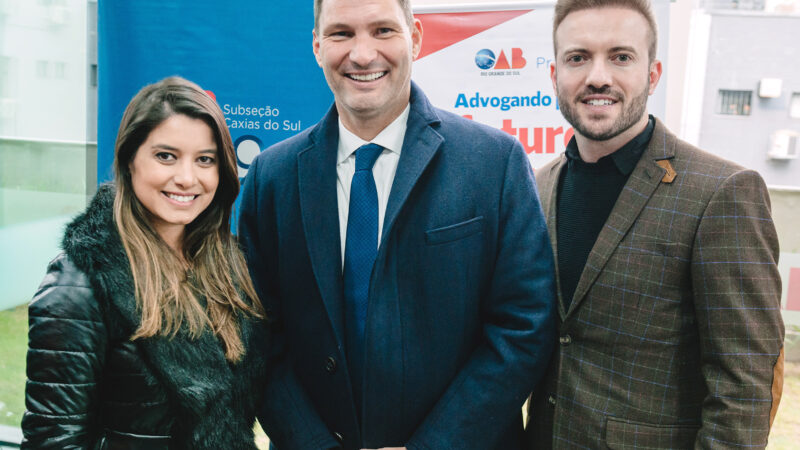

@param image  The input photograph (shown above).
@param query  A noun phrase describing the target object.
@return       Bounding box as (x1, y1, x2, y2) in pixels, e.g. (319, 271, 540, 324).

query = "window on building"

(35, 60, 49, 78)
(791, 93, 800, 119)
(716, 89, 752, 116)
(90, 63, 97, 87)
(54, 61, 66, 79)
(37, 0, 66, 6)
(0, 56, 14, 97)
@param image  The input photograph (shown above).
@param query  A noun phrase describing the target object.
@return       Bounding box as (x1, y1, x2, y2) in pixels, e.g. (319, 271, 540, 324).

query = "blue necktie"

(343, 143, 383, 416)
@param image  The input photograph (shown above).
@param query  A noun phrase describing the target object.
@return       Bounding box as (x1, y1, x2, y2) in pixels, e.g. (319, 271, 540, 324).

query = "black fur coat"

(22, 184, 269, 449)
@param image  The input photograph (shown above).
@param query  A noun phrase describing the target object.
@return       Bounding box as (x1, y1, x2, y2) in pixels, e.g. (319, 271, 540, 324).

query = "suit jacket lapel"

(298, 105, 347, 348)
(539, 155, 569, 320)
(567, 119, 676, 316)
(381, 82, 443, 248)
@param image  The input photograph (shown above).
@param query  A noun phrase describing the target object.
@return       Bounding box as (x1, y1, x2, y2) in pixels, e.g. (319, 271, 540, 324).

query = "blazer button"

(548, 395, 557, 406)
(333, 431, 344, 444)
(559, 334, 572, 345)
(325, 356, 337, 373)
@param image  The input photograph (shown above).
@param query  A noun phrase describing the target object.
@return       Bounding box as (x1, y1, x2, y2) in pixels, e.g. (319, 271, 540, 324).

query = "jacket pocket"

(99, 430, 171, 450)
(425, 216, 484, 245)
(655, 241, 684, 259)
(637, 239, 686, 259)
(605, 417, 699, 449)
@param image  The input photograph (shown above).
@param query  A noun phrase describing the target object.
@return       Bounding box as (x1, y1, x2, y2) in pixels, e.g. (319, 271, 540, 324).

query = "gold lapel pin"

(655, 160, 677, 184)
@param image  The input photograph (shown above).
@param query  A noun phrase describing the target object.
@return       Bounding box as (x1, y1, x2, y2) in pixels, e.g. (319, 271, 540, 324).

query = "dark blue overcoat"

(239, 83, 556, 450)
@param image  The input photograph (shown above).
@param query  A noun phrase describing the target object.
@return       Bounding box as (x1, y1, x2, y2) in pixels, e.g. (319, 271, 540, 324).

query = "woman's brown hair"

(113, 76, 262, 362)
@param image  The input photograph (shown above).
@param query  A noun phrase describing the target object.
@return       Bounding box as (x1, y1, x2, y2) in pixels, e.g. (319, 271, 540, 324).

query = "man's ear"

(411, 18, 423, 60)
(648, 59, 663, 95)
(312, 29, 323, 67)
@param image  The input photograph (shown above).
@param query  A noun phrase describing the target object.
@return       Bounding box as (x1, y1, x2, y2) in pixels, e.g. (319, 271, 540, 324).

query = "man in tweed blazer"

(525, 0, 785, 448)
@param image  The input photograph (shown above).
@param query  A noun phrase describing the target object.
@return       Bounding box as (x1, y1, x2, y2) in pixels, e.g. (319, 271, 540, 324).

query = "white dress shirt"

(337, 105, 409, 266)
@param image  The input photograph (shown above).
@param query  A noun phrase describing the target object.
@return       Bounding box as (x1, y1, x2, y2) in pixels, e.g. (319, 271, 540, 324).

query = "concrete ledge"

(0, 424, 21, 447)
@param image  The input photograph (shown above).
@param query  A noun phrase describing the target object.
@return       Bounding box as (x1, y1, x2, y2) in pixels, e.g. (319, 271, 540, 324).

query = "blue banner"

(98, 1, 332, 191)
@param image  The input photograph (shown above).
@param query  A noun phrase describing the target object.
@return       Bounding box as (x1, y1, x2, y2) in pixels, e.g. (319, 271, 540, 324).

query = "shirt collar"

(337, 104, 410, 164)
(565, 115, 655, 175)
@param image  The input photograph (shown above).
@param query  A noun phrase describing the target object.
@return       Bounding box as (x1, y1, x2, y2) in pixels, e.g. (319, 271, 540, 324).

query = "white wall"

(0, 0, 88, 142)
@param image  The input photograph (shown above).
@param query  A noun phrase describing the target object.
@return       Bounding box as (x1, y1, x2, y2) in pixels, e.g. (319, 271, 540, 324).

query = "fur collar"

(63, 184, 267, 449)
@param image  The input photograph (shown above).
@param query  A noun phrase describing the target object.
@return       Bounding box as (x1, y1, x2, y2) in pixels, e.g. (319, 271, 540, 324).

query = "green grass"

(0, 304, 28, 427)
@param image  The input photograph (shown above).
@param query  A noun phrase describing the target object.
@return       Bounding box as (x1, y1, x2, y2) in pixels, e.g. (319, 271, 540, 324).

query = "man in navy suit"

(239, 0, 556, 448)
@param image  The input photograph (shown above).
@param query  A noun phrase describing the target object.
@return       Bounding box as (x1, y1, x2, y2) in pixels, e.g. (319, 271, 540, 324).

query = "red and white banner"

(414, 6, 567, 169)
(412, 2, 668, 169)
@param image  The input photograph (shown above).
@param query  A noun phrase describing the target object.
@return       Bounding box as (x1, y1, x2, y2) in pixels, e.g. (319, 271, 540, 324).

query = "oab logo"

(475, 48, 527, 70)
(234, 135, 264, 178)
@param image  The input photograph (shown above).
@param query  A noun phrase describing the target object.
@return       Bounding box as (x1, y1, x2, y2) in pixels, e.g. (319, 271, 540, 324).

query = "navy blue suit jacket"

(239, 83, 556, 450)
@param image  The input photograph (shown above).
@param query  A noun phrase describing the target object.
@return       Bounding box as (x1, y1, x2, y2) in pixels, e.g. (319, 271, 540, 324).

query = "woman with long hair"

(22, 76, 267, 449)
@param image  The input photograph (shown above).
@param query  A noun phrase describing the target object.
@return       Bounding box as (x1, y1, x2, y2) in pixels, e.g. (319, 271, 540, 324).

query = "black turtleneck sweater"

(556, 116, 655, 309)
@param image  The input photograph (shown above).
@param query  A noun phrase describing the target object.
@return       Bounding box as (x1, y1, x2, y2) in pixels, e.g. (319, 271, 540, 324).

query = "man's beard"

(558, 82, 649, 142)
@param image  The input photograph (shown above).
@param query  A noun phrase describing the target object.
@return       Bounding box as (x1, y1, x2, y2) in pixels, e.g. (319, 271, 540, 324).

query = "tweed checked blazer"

(525, 118, 784, 449)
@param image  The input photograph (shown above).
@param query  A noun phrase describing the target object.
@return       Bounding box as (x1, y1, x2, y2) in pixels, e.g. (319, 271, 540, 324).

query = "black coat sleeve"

(21, 254, 107, 449)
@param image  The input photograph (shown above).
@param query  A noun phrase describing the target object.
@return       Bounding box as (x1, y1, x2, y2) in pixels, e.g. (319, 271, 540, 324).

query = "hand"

(363, 447, 406, 450)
